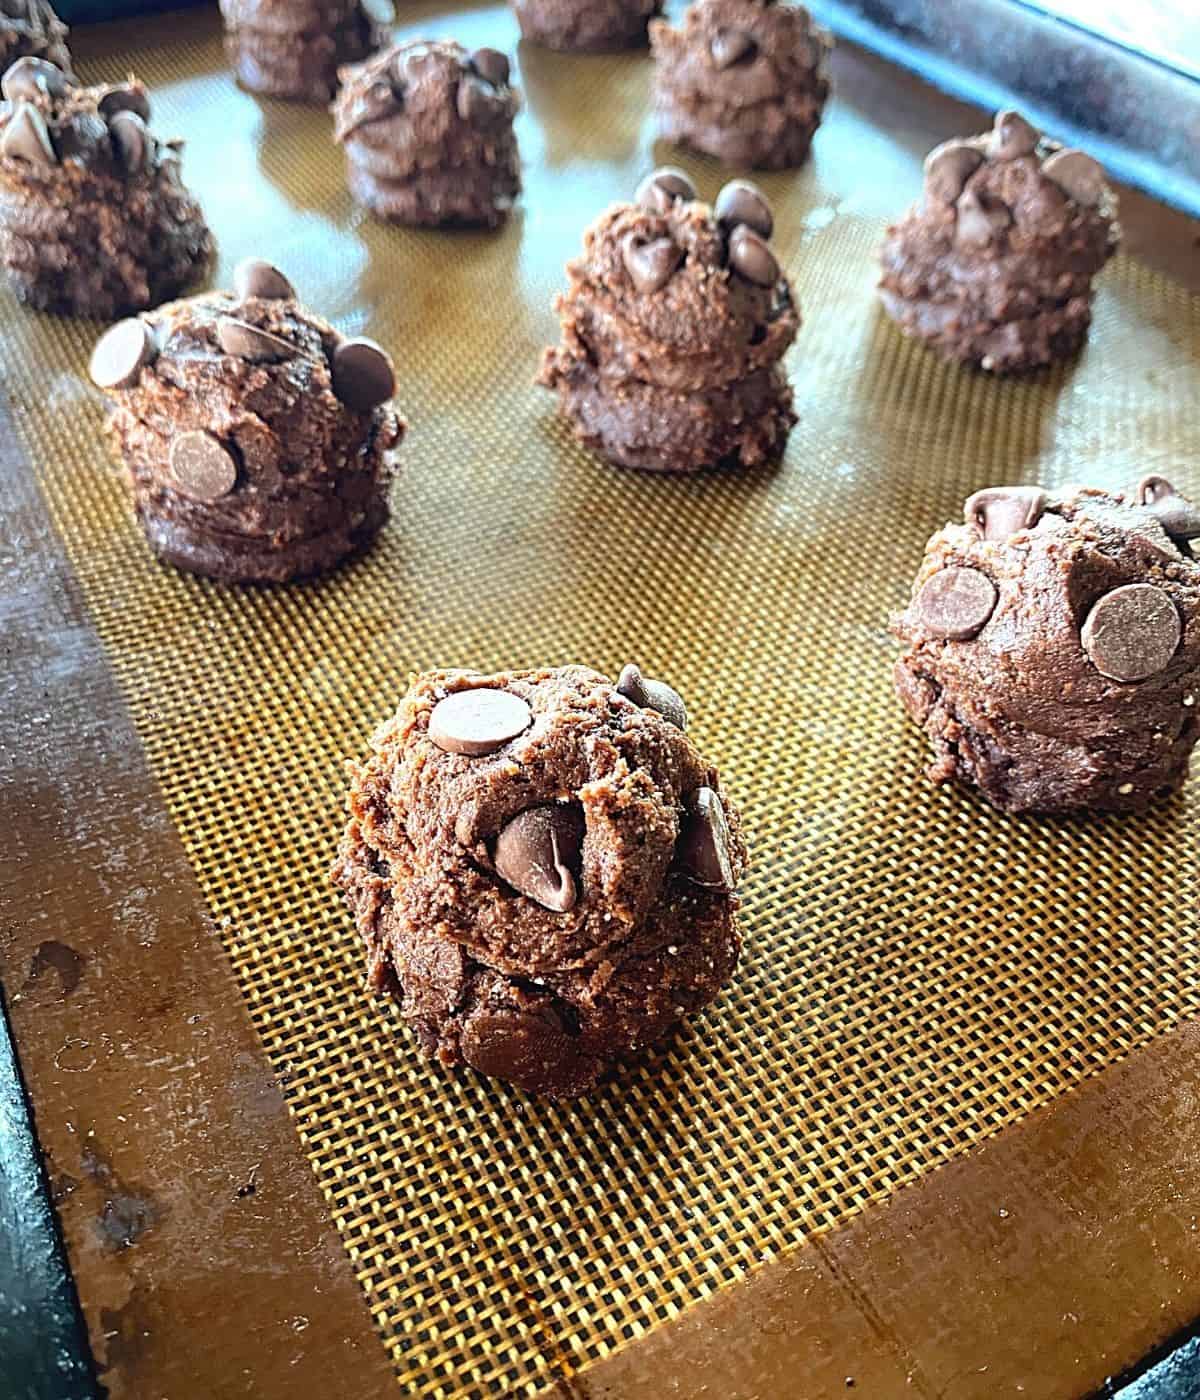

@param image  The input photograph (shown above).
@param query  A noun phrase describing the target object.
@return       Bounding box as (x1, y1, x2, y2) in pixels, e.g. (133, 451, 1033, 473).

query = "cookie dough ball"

(1, 0, 69, 75)
(650, 0, 831, 170)
(892, 480, 1200, 814)
(538, 168, 799, 473)
(88, 257, 405, 584)
(512, 0, 661, 52)
(0, 62, 213, 317)
(333, 665, 747, 1098)
(333, 40, 520, 228)
(878, 110, 1120, 372)
(219, 0, 389, 103)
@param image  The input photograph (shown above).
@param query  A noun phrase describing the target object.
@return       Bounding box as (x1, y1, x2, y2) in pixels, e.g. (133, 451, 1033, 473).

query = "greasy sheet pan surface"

(3, 4, 1200, 1395)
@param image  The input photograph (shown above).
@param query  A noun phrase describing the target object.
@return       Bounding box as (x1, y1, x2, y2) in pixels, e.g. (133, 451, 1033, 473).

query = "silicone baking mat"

(6, 4, 1200, 1395)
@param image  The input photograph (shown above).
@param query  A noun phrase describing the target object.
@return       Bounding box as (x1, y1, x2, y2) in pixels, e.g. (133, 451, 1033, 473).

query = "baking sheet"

(4, 3, 1200, 1395)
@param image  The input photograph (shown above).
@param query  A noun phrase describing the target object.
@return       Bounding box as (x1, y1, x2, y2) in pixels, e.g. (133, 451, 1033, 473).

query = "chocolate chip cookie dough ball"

(333, 664, 747, 1098)
(0, 62, 212, 317)
(878, 110, 1120, 372)
(1, 0, 70, 75)
(651, 0, 831, 170)
(892, 480, 1200, 814)
(219, 0, 389, 104)
(539, 168, 799, 474)
(512, 0, 661, 52)
(88, 258, 405, 584)
(333, 39, 520, 228)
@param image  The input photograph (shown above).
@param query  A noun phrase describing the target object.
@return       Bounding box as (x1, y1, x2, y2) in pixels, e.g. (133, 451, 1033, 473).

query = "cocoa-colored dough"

(0, 64, 212, 318)
(333, 665, 747, 1098)
(0, 0, 69, 74)
(892, 480, 1200, 814)
(219, 0, 387, 104)
(878, 110, 1120, 372)
(512, 0, 661, 52)
(334, 39, 520, 228)
(91, 261, 405, 585)
(539, 173, 799, 474)
(651, 0, 831, 170)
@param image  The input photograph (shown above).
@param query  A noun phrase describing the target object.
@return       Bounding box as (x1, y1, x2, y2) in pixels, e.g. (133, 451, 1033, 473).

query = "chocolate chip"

(621, 233, 682, 295)
(1082, 584, 1181, 682)
(988, 109, 1040, 160)
(98, 84, 151, 123)
(169, 431, 238, 503)
(109, 110, 150, 174)
(88, 318, 157, 390)
(216, 317, 295, 364)
(469, 47, 510, 88)
(728, 225, 779, 286)
(954, 189, 1012, 247)
(233, 258, 295, 302)
(914, 567, 997, 640)
(678, 788, 736, 892)
(1136, 477, 1200, 545)
(711, 28, 757, 69)
(616, 664, 687, 730)
(923, 139, 984, 204)
(1, 102, 56, 166)
(457, 75, 498, 124)
(342, 78, 401, 136)
(493, 804, 584, 913)
(1041, 148, 1105, 208)
(715, 180, 773, 239)
(2, 57, 68, 103)
(635, 166, 696, 216)
(331, 337, 395, 412)
(964, 486, 1047, 541)
(428, 688, 532, 756)
(460, 1009, 581, 1094)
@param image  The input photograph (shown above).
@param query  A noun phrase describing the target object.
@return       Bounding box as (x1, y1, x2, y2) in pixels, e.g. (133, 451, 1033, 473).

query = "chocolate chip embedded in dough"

(88, 318, 157, 390)
(1, 102, 56, 165)
(469, 47, 510, 88)
(923, 139, 985, 204)
(98, 84, 151, 122)
(711, 28, 757, 69)
(1136, 475, 1200, 543)
(678, 787, 736, 891)
(616, 664, 687, 730)
(988, 109, 1040, 160)
(331, 337, 396, 412)
(2, 56, 69, 102)
(964, 486, 1047, 540)
(728, 225, 779, 286)
(216, 317, 295, 364)
(1041, 148, 1105, 208)
(459, 1009, 585, 1095)
(233, 258, 295, 302)
(493, 804, 584, 913)
(457, 75, 500, 123)
(1081, 584, 1181, 682)
(109, 110, 151, 174)
(914, 567, 997, 641)
(635, 166, 696, 215)
(428, 688, 533, 756)
(621, 233, 682, 295)
(169, 431, 238, 503)
(954, 189, 1012, 247)
(715, 180, 773, 239)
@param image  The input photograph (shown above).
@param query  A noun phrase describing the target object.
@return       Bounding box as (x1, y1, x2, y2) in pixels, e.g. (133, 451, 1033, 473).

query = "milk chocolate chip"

(923, 139, 984, 204)
(678, 788, 736, 891)
(98, 84, 151, 122)
(914, 567, 997, 640)
(965, 486, 1047, 540)
(616, 664, 687, 730)
(1082, 584, 1181, 682)
(955, 189, 1012, 246)
(109, 110, 150, 174)
(715, 180, 773, 239)
(711, 28, 757, 69)
(1136, 476, 1200, 543)
(1041, 148, 1105, 208)
(331, 338, 395, 412)
(1, 102, 55, 165)
(89, 318, 157, 390)
(169, 431, 238, 502)
(635, 167, 696, 216)
(233, 258, 295, 302)
(469, 47, 510, 88)
(2, 57, 68, 103)
(216, 317, 294, 364)
(988, 110, 1039, 161)
(429, 689, 532, 756)
(493, 804, 584, 913)
(622, 233, 682, 295)
(728, 225, 779, 286)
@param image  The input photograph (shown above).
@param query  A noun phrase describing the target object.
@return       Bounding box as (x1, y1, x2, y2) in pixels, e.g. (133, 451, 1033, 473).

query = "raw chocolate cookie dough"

(219, 0, 389, 103)
(333, 665, 747, 1098)
(651, 0, 831, 170)
(893, 480, 1200, 814)
(0, 60, 212, 317)
(1, 0, 69, 75)
(89, 258, 405, 584)
(333, 39, 520, 228)
(512, 0, 661, 52)
(539, 167, 798, 473)
(878, 110, 1120, 372)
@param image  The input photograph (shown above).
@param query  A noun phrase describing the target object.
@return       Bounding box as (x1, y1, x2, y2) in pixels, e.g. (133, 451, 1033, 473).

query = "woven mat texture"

(5, 4, 1200, 1395)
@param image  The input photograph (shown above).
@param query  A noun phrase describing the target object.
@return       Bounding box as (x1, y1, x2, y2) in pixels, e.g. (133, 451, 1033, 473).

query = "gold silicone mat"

(7, 4, 1200, 1395)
